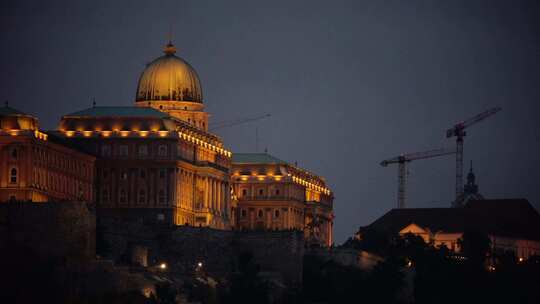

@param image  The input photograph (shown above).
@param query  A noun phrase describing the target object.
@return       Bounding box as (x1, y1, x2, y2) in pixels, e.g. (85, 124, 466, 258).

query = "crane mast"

(381, 148, 455, 209)
(446, 107, 501, 206)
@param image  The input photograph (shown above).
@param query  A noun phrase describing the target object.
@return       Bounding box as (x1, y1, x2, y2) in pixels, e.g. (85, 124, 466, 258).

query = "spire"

(464, 160, 478, 195)
(163, 26, 176, 56)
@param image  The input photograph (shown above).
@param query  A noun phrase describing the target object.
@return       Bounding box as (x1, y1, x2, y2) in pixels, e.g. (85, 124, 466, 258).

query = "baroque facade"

(0, 41, 335, 245)
(0, 105, 94, 202)
(232, 153, 334, 246)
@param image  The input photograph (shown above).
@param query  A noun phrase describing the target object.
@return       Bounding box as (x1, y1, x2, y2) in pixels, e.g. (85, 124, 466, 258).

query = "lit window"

(9, 168, 17, 184)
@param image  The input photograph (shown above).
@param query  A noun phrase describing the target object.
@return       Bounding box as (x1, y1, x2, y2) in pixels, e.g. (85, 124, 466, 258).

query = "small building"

(361, 199, 540, 259)
(0, 104, 95, 202)
(231, 153, 334, 247)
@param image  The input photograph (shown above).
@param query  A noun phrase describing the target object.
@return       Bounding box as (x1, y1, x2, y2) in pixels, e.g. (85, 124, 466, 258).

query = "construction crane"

(381, 148, 455, 209)
(209, 113, 271, 131)
(446, 107, 501, 207)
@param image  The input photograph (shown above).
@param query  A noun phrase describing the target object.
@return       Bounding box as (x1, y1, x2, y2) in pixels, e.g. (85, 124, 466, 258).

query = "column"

(204, 177, 209, 209)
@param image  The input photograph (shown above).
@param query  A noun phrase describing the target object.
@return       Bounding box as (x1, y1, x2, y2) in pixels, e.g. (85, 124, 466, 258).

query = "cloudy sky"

(2, 0, 539, 243)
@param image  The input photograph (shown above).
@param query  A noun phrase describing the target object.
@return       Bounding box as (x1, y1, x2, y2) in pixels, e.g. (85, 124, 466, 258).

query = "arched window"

(275, 189, 280, 196)
(258, 210, 263, 218)
(158, 145, 168, 157)
(241, 209, 247, 218)
(242, 189, 247, 196)
(258, 189, 264, 196)
(275, 210, 280, 218)
(9, 168, 17, 184)
(11, 148, 17, 159)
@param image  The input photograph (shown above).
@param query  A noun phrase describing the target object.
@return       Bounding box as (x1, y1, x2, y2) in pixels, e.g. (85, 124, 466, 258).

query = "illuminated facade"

(52, 42, 232, 229)
(0, 42, 335, 240)
(0, 105, 95, 202)
(231, 153, 334, 247)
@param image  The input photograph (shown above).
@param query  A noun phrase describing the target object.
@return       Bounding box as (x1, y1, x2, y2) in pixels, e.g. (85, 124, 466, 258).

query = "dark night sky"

(2, 0, 539, 243)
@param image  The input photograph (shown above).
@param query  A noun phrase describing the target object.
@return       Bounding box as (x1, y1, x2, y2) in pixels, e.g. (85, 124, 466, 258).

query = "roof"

(367, 208, 467, 234)
(64, 106, 168, 118)
(232, 153, 288, 164)
(0, 105, 32, 117)
(366, 199, 540, 241)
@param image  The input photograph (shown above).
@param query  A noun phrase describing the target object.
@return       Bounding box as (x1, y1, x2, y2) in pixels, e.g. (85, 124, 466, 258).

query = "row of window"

(240, 208, 282, 219)
(101, 188, 167, 204)
(32, 146, 90, 177)
(240, 188, 281, 197)
(101, 144, 168, 158)
(102, 168, 168, 180)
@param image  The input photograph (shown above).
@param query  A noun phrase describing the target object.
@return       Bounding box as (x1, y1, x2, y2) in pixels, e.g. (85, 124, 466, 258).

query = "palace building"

(0, 104, 95, 203)
(0, 41, 335, 245)
(232, 153, 334, 246)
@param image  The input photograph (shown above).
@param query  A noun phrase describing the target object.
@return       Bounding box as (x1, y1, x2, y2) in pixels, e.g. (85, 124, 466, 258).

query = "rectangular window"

(119, 145, 129, 157)
(138, 145, 148, 157)
(101, 145, 111, 157)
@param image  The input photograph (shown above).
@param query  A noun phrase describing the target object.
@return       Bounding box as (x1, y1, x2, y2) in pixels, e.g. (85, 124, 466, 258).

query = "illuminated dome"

(135, 42, 203, 104)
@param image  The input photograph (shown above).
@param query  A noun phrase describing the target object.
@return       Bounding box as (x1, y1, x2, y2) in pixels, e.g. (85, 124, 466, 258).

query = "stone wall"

(98, 216, 304, 285)
(0, 201, 96, 262)
(233, 230, 304, 284)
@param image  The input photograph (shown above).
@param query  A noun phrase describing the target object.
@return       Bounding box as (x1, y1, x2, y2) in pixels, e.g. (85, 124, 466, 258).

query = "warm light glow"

(65, 130, 75, 137)
(101, 131, 111, 137)
(159, 263, 167, 269)
(139, 131, 149, 137)
(159, 130, 168, 137)
(83, 131, 93, 137)
(120, 131, 130, 137)
(197, 262, 203, 267)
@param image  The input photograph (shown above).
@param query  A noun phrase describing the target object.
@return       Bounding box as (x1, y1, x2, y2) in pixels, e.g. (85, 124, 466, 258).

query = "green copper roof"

(0, 105, 31, 116)
(65, 106, 168, 118)
(232, 153, 288, 164)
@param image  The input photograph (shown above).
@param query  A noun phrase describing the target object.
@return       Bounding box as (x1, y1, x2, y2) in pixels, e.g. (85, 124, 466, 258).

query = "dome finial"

(163, 26, 176, 55)
(163, 41, 177, 55)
